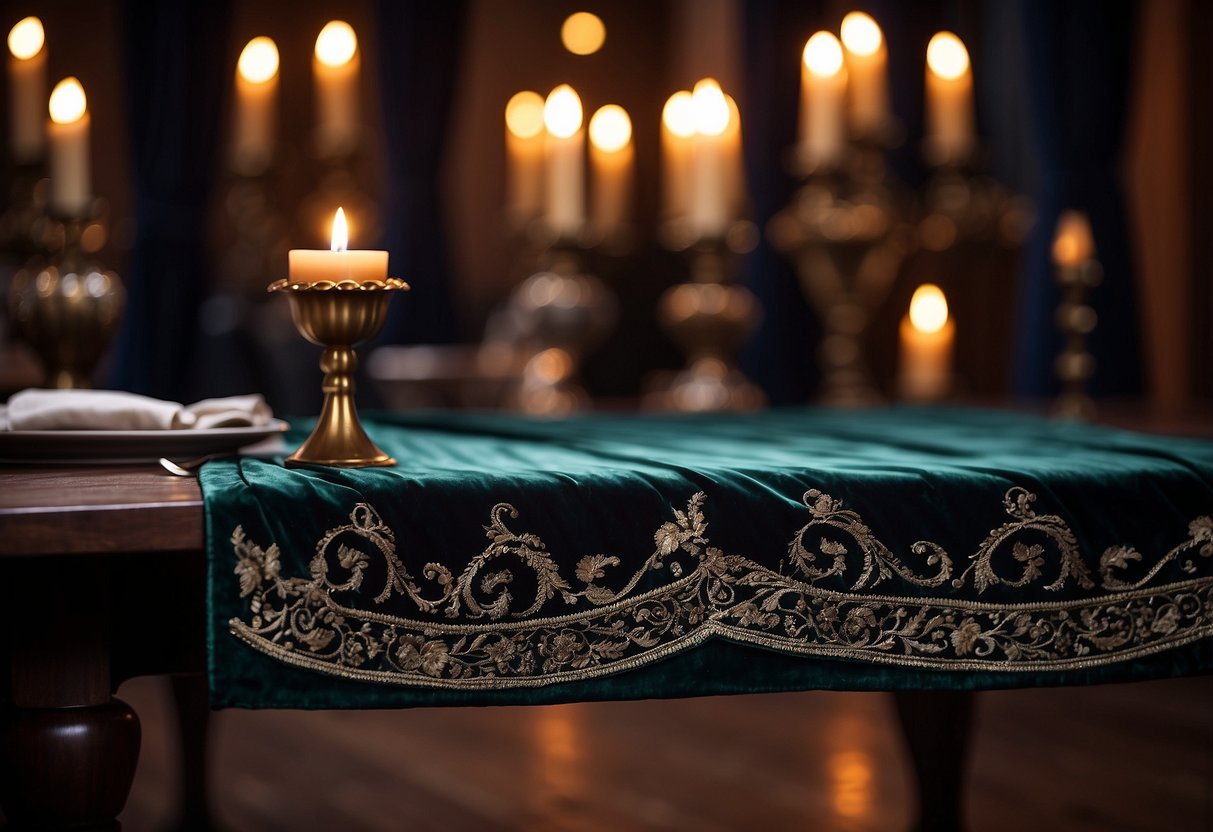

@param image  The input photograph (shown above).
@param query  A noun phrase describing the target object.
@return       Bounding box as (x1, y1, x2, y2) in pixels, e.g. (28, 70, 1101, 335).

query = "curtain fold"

(110, 0, 231, 400)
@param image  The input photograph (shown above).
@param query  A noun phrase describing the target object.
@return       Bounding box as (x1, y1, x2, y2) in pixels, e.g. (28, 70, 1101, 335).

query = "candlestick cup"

(268, 276, 408, 466)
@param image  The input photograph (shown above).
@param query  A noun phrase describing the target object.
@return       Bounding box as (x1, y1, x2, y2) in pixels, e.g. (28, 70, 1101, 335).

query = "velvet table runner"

(202, 408, 1213, 708)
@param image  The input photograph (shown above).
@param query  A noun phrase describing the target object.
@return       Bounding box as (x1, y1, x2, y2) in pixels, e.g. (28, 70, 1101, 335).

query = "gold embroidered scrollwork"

(229, 487, 1213, 689)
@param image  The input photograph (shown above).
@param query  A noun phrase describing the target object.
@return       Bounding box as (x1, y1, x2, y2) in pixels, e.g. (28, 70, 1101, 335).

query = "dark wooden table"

(0, 463, 976, 831)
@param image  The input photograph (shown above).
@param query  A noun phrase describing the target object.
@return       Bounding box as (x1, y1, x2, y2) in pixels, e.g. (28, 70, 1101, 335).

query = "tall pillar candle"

(288, 207, 388, 284)
(925, 32, 974, 165)
(689, 78, 730, 240)
(7, 16, 46, 163)
(840, 11, 888, 138)
(504, 91, 545, 228)
(314, 20, 359, 158)
(661, 90, 694, 222)
(542, 84, 585, 239)
(898, 284, 954, 401)
(47, 77, 90, 216)
(799, 31, 847, 171)
(723, 94, 744, 222)
(588, 104, 633, 239)
(232, 36, 279, 176)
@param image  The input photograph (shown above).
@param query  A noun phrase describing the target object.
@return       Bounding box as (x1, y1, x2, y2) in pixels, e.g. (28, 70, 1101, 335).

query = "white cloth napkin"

(0, 389, 274, 431)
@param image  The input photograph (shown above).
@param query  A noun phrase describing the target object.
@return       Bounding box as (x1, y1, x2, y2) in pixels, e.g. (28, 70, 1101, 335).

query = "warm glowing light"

(803, 31, 844, 77)
(561, 12, 606, 56)
(927, 32, 969, 80)
(840, 12, 882, 56)
(8, 16, 44, 60)
(662, 91, 695, 138)
(589, 104, 631, 152)
(1052, 210, 1095, 267)
(330, 207, 348, 252)
(543, 84, 583, 139)
(315, 21, 357, 68)
(48, 77, 86, 124)
(691, 78, 729, 137)
(909, 284, 949, 333)
(505, 91, 545, 139)
(238, 37, 279, 84)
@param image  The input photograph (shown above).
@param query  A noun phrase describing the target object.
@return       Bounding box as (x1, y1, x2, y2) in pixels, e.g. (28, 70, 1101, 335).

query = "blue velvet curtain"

(1013, 0, 1141, 397)
(374, 0, 465, 345)
(110, 0, 231, 400)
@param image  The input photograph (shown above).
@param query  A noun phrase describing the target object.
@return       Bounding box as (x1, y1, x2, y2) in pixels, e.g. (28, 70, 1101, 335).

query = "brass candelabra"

(268, 276, 409, 466)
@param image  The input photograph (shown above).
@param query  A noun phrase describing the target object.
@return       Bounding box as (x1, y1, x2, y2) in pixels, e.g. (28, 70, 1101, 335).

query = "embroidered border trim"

(227, 488, 1213, 688)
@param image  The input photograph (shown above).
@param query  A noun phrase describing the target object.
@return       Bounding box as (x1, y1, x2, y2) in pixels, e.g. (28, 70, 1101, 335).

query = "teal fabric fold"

(202, 407, 1213, 709)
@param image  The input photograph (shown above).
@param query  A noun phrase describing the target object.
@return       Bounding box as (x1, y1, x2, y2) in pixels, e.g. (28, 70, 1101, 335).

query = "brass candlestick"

(8, 207, 123, 388)
(1052, 255, 1101, 422)
(268, 277, 409, 467)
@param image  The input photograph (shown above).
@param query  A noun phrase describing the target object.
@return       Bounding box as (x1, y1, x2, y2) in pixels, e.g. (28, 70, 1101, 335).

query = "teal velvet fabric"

(202, 407, 1213, 709)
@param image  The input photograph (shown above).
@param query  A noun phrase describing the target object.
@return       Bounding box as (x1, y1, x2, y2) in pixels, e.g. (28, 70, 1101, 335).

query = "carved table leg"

(893, 690, 976, 832)
(0, 557, 141, 830)
(169, 673, 214, 831)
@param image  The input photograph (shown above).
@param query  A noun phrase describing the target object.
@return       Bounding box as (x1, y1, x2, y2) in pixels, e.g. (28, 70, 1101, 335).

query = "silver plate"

(0, 420, 290, 463)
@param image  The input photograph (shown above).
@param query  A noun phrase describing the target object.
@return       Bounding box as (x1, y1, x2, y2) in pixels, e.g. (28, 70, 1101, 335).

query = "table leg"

(893, 690, 975, 832)
(0, 558, 141, 830)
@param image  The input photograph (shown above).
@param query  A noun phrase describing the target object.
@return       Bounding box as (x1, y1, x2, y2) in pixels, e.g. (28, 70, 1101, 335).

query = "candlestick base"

(268, 277, 409, 467)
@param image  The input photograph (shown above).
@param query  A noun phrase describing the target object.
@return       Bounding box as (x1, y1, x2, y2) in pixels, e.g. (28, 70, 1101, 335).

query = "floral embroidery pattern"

(229, 488, 1213, 689)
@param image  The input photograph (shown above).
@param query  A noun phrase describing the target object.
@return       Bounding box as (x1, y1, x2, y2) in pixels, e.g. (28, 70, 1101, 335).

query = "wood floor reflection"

(118, 676, 1213, 831)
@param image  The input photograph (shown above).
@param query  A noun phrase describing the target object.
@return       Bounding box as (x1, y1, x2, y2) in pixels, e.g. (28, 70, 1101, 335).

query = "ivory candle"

(588, 104, 633, 239)
(925, 31, 974, 165)
(899, 284, 954, 401)
(689, 78, 731, 240)
(232, 36, 279, 175)
(288, 207, 388, 284)
(543, 84, 585, 239)
(723, 94, 744, 223)
(799, 31, 847, 171)
(661, 90, 694, 222)
(504, 90, 545, 228)
(47, 77, 90, 216)
(314, 20, 359, 158)
(8, 16, 46, 163)
(840, 11, 888, 138)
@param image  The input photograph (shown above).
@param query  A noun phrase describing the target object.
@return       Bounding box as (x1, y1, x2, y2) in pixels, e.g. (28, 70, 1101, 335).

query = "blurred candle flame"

(49, 77, 86, 124)
(8, 16, 44, 60)
(238, 36, 279, 84)
(543, 84, 583, 139)
(662, 91, 695, 138)
(909, 284, 949, 333)
(691, 78, 729, 137)
(505, 91, 545, 139)
(589, 104, 632, 152)
(840, 12, 882, 57)
(804, 31, 845, 77)
(315, 20, 357, 68)
(1052, 210, 1095, 267)
(927, 32, 969, 80)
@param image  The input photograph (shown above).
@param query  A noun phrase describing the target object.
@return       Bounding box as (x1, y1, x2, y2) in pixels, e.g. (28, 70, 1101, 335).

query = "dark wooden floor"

(116, 676, 1213, 832)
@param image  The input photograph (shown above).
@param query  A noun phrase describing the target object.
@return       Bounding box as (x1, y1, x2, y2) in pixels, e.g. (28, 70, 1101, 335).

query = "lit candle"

(1052, 210, 1095, 267)
(314, 20, 359, 158)
(288, 207, 388, 284)
(47, 77, 90, 216)
(840, 11, 888, 138)
(7, 16, 46, 164)
(232, 36, 279, 175)
(925, 31, 974, 166)
(504, 90, 545, 229)
(899, 284, 954, 401)
(799, 31, 847, 171)
(543, 84, 584, 239)
(689, 78, 731, 240)
(588, 104, 633, 239)
(661, 90, 694, 222)
(723, 94, 745, 222)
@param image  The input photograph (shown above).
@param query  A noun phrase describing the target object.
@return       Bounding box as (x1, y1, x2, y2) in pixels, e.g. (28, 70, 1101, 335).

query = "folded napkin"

(0, 389, 274, 431)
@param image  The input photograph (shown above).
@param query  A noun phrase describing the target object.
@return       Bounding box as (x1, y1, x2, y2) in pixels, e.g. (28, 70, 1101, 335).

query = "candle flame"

(8, 16, 44, 60)
(589, 104, 632, 152)
(505, 91, 545, 139)
(48, 77, 86, 124)
(840, 12, 882, 57)
(927, 32, 969, 80)
(315, 21, 357, 68)
(662, 91, 695, 139)
(238, 36, 279, 84)
(1052, 210, 1095, 267)
(543, 84, 583, 139)
(561, 12, 606, 56)
(803, 31, 844, 77)
(909, 284, 949, 334)
(691, 78, 729, 137)
(331, 208, 348, 252)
